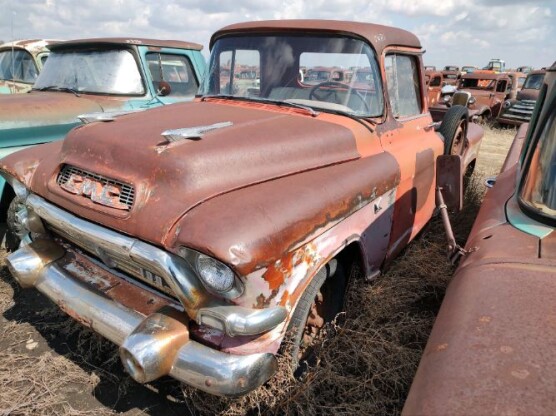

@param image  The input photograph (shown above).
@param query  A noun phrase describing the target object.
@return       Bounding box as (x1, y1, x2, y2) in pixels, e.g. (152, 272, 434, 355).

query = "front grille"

(50, 222, 176, 298)
(57, 164, 135, 209)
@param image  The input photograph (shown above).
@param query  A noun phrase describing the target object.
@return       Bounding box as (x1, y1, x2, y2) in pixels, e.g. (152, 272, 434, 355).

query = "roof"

(210, 20, 421, 55)
(48, 38, 203, 51)
(462, 72, 509, 80)
(0, 39, 57, 53)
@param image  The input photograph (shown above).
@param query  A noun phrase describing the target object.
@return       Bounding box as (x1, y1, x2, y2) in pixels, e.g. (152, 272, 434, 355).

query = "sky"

(0, 0, 554, 69)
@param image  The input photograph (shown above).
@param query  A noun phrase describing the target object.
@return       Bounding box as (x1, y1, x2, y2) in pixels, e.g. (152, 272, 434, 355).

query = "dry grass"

(0, 125, 515, 416)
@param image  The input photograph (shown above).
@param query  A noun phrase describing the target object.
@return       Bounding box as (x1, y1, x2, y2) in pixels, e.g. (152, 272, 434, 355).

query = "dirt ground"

(0, 125, 516, 416)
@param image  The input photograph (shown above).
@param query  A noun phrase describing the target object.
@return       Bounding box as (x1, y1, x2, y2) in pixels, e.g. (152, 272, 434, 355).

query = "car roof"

(48, 37, 203, 51)
(0, 39, 58, 53)
(462, 72, 509, 80)
(210, 20, 421, 55)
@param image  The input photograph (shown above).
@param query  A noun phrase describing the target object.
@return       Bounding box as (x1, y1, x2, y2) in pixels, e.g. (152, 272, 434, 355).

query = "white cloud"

(0, 0, 553, 68)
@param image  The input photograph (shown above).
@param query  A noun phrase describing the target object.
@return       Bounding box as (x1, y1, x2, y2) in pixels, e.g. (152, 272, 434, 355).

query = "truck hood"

(26, 100, 361, 247)
(516, 88, 540, 101)
(0, 91, 122, 147)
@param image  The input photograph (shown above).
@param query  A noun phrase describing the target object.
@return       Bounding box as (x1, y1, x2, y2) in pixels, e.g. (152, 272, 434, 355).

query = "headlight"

(468, 96, 476, 105)
(196, 254, 235, 293)
(503, 100, 512, 109)
(442, 95, 451, 103)
(179, 247, 244, 299)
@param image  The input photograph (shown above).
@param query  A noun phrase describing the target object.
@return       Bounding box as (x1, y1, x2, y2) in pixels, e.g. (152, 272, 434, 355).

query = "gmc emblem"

(60, 174, 129, 210)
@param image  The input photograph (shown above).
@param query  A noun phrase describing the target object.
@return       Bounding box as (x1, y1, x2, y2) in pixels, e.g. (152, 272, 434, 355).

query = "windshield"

(200, 34, 383, 117)
(34, 49, 144, 95)
(0, 49, 39, 83)
(523, 73, 544, 90)
(520, 105, 556, 222)
(460, 78, 495, 90)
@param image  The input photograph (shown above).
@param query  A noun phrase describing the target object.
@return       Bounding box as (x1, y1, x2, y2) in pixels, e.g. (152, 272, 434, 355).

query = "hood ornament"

(160, 121, 233, 143)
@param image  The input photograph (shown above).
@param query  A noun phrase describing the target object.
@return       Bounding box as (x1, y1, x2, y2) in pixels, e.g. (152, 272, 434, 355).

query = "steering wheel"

(308, 81, 370, 114)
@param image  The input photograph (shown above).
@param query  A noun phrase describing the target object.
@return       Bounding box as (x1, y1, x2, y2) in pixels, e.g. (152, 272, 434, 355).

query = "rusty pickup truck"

(1, 20, 483, 397)
(431, 72, 513, 122)
(498, 69, 546, 126)
(404, 61, 556, 416)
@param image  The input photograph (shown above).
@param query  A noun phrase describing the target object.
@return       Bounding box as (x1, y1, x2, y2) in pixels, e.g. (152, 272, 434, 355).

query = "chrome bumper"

(24, 193, 286, 337)
(7, 240, 277, 396)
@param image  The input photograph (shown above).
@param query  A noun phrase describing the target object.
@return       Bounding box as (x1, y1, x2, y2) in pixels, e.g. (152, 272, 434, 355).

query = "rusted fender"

(402, 258, 556, 416)
(170, 151, 400, 276)
(403, 124, 556, 415)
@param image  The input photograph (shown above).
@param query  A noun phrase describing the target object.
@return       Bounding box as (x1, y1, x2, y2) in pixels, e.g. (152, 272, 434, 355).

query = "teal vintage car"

(0, 37, 206, 245)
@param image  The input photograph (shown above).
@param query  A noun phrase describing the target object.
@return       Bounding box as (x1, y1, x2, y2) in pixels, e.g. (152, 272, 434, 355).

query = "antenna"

(10, 1, 16, 93)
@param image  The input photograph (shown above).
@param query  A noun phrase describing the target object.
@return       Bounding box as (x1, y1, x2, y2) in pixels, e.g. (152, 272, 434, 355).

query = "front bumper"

(4, 193, 286, 396)
(7, 239, 277, 396)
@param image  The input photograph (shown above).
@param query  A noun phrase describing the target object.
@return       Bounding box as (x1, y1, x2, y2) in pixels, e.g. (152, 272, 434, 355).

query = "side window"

(430, 76, 442, 87)
(146, 53, 199, 97)
(496, 80, 508, 93)
(385, 54, 422, 118)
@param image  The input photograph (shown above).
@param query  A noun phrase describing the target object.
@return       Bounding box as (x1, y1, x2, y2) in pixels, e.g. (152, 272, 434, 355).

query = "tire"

(439, 105, 468, 156)
(5, 196, 25, 252)
(287, 260, 347, 373)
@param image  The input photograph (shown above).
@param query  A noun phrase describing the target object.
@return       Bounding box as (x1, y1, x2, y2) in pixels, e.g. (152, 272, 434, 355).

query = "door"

(381, 52, 444, 261)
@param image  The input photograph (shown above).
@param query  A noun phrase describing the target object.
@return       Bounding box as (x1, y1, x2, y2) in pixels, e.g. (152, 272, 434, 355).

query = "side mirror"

(436, 155, 463, 212)
(157, 81, 171, 97)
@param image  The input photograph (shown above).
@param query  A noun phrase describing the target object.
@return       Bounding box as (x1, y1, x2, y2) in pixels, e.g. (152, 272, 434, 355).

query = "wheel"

(287, 260, 347, 373)
(438, 105, 468, 156)
(5, 196, 25, 251)
(309, 81, 370, 113)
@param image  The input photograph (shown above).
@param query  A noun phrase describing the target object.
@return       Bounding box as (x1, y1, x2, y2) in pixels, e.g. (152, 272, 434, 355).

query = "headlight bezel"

(179, 247, 244, 299)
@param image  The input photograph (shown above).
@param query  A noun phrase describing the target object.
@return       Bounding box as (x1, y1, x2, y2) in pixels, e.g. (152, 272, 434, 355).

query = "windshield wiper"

(33, 86, 80, 97)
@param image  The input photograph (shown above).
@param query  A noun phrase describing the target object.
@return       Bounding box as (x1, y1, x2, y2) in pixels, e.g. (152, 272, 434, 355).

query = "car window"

(520, 107, 556, 220)
(35, 49, 144, 95)
(146, 53, 199, 97)
(0, 49, 39, 83)
(203, 35, 383, 117)
(430, 76, 442, 87)
(385, 54, 422, 118)
(496, 80, 508, 93)
(218, 49, 260, 97)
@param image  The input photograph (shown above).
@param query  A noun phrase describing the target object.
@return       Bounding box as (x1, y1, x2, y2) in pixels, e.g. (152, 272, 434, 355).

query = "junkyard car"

(441, 68, 459, 86)
(483, 58, 505, 73)
(0, 39, 54, 94)
(506, 71, 527, 100)
(516, 65, 533, 74)
(498, 69, 546, 126)
(425, 70, 444, 106)
(461, 65, 477, 74)
(1, 20, 483, 396)
(431, 72, 513, 122)
(403, 61, 556, 416)
(304, 66, 353, 85)
(0, 37, 206, 245)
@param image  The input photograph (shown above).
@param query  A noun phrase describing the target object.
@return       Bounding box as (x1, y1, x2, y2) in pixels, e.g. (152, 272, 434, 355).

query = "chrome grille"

(49, 223, 175, 298)
(57, 164, 135, 209)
